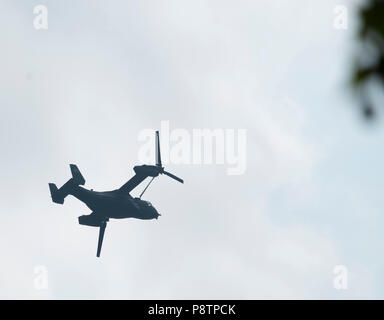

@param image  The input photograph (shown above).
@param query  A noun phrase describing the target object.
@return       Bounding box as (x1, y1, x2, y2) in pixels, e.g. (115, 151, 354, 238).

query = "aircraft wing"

(119, 173, 148, 194)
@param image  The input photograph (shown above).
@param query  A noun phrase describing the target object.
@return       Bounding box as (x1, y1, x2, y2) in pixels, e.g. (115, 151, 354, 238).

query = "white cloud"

(0, 0, 380, 299)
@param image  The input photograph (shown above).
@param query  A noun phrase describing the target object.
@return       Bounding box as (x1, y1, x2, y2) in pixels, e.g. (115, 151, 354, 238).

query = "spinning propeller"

(155, 131, 184, 183)
(139, 131, 183, 198)
(96, 220, 107, 258)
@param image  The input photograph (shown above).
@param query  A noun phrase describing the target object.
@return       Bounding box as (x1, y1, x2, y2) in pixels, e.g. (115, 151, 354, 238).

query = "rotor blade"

(155, 131, 162, 167)
(163, 171, 184, 183)
(139, 176, 155, 198)
(96, 221, 107, 257)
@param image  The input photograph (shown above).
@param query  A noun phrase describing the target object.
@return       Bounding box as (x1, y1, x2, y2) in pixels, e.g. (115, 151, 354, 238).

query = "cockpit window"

(144, 201, 152, 206)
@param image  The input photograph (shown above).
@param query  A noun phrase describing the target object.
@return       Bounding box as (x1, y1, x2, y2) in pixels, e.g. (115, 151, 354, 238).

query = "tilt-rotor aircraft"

(49, 131, 183, 257)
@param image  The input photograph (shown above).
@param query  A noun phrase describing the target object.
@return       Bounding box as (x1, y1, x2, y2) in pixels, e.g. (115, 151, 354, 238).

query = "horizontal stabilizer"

(70, 164, 85, 185)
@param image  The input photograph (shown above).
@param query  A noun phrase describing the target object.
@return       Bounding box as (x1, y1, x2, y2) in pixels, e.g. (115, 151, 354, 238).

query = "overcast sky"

(1, 0, 383, 299)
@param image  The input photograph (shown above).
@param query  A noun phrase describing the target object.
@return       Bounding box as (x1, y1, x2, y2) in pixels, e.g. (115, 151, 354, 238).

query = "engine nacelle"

(78, 214, 106, 227)
(133, 165, 162, 177)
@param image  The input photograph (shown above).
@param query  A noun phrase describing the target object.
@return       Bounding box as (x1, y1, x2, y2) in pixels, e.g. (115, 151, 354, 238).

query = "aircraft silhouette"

(49, 131, 183, 257)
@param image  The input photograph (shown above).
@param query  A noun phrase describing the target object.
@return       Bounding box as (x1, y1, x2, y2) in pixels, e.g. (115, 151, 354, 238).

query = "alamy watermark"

(33, 5, 48, 30)
(137, 121, 247, 175)
(33, 265, 48, 290)
(333, 5, 348, 30)
(333, 265, 348, 290)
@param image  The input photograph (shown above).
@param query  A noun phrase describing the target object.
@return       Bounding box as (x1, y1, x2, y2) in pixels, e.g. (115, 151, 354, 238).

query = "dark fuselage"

(70, 185, 160, 220)
(49, 131, 183, 257)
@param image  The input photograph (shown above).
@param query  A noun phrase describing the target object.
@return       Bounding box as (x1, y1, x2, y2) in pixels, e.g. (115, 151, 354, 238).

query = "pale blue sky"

(0, 0, 383, 299)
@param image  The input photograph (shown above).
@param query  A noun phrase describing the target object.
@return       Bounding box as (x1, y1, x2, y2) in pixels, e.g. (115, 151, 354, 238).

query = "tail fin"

(49, 183, 64, 204)
(70, 164, 85, 185)
(49, 164, 85, 205)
